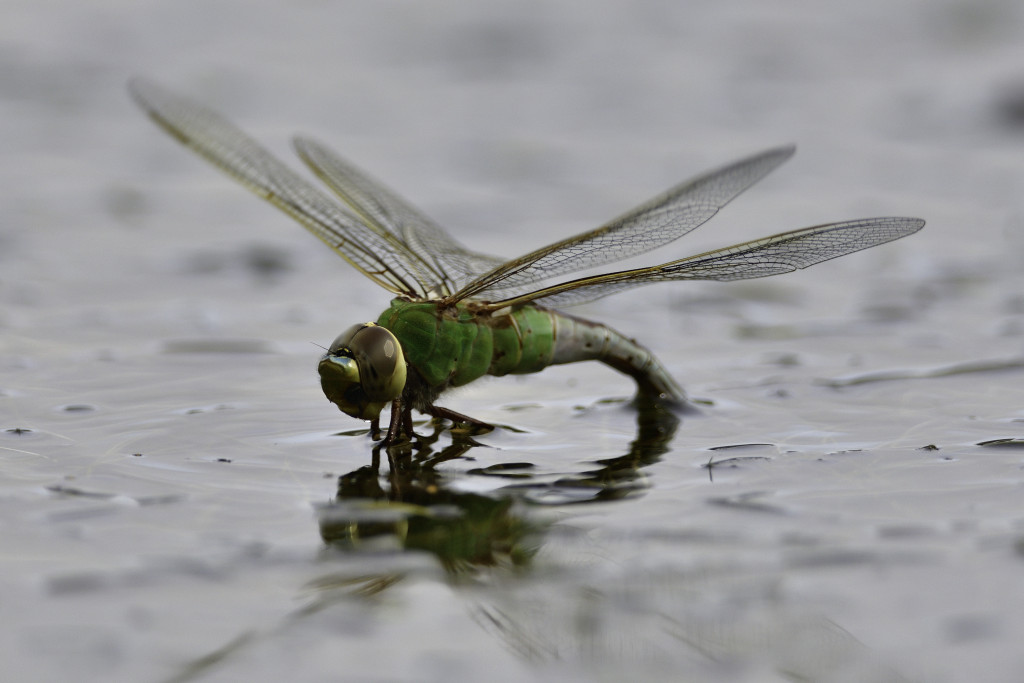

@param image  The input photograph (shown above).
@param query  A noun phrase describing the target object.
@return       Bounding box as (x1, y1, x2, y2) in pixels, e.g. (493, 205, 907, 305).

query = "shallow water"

(4, 1, 1024, 681)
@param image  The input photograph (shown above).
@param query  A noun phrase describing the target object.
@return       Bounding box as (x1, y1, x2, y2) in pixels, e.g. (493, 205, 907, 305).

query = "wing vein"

(129, 78, 437, 297)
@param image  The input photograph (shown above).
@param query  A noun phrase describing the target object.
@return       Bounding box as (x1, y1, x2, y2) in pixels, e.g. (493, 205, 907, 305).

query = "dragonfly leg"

(381, 399, 404, 445)
(401, 401, 415, 436)
(380, 398, 419, 445)
(424, 405, 494, 431)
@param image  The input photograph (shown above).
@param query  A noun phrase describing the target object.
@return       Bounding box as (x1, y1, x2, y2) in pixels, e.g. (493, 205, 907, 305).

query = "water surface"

(3, 1, 1024, 681)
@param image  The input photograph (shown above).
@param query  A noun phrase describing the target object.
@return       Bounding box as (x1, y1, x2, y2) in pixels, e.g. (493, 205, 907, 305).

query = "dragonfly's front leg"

(380, 399, 404, 444)
(380, 398, 418, 445)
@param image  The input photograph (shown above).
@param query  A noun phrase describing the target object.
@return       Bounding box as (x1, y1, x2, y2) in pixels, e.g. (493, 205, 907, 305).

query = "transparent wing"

(480, 217, 925, 310)
(293, 137, 506, 296)
(448, 145, 796, 303)
(128, 78, 438, 297)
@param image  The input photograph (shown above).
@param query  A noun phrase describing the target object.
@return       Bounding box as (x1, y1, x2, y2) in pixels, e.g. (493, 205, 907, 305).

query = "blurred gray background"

(3, 1, 1024, 681)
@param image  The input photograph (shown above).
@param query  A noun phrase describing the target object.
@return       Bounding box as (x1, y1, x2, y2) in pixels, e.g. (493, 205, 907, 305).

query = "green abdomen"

(376, 299, 555, 389)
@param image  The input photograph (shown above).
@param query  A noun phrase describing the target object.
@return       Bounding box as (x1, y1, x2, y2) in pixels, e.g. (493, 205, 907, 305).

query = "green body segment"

(376, 299, 555, 389)
(375, 298, 684, 402)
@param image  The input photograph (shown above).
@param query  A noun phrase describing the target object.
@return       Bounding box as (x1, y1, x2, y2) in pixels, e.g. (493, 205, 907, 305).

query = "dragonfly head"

(318, 323, 407, 421)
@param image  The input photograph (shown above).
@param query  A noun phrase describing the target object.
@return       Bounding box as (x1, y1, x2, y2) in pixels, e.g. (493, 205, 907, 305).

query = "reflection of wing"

(448, 146, 796, 303)
(128, 78, 439, 298)
(294, 137, 506, 296)
(479, 217, 925, 310)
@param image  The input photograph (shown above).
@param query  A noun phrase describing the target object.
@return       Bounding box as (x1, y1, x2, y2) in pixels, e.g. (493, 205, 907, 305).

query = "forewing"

(482, 217, 925, 309)
(449, 145, 796, 302)
(294, 137, 506, 295)
(128, 78, 436, 297)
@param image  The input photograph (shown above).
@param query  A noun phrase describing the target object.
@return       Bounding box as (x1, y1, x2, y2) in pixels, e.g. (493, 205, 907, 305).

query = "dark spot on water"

(708, 492, 787, 515)
(918, 444, 940, 451)
(704, 455, 773, 469)
(217, 458, 232, 463)
(763, 352, 801, 367)
(877, 524, 937, 539)
(60, 404, 95, 413)
(241, 243, 292, 277)
(103, 184, 148, 225)
(862, 302, 917, 323)
(501, 403, 542, 412)
(46, 485, 114, 499)
(47, 572, 107, 595)
(708, 443, 775, 451)
(977, 438, 1024, 448)
(945, 613, 1002, 643)
(993, 79, 1024, 130)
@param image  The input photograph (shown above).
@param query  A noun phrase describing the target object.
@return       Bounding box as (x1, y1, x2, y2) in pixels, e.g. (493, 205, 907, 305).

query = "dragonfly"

(129, 78, 924, 444)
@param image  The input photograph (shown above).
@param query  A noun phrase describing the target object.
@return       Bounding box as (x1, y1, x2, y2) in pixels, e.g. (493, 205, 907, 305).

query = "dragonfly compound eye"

(317, 323, 407, 421)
